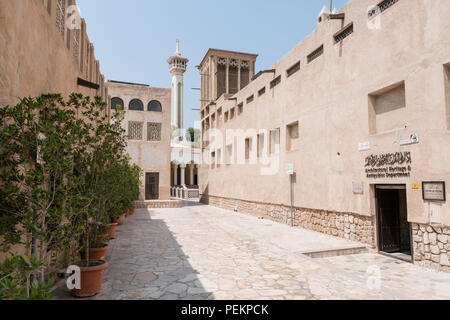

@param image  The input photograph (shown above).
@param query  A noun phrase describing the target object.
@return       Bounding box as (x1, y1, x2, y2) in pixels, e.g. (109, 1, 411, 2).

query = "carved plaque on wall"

(365, 152, 412, 179)
(423, 182, 446, 201)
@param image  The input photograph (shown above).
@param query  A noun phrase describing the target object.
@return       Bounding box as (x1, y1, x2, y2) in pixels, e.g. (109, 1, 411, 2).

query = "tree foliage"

(0, 93, 141, 299)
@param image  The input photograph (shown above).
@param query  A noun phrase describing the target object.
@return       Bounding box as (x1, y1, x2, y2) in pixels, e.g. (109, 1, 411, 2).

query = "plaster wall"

(199, 0, 450, 228)
(0, 0, 106, 108)
(106, 82, 171, 201)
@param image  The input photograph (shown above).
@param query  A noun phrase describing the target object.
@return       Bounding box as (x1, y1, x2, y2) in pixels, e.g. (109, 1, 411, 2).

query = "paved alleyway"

(55, 202, 450, 300)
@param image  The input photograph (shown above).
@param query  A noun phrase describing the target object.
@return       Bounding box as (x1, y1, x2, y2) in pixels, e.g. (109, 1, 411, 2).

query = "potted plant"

(70, 94, 116, 298)
(0, 95, 81, 288)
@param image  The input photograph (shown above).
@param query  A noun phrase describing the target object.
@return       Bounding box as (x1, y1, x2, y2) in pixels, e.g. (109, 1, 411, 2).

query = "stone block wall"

(412, 224, 450, 273)
(200, 194, 376, 248)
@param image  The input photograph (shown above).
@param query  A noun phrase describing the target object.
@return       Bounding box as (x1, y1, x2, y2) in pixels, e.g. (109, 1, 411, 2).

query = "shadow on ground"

(53, 208, 211, 300)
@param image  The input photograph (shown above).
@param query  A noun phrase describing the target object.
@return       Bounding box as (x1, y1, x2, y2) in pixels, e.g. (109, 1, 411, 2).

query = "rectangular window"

(216, 148, 222, 168)
(286, 122, 299, 151)
(128, 122, 143, 140)
(245, 137, 252, 161)
(258, 87, 266, 96)
(286, 61, 301, 78)
(224, 111, 229, 122)
(46, 0, 52, 14)
(334, 23, 354, 43)
(247, 95, 254, 104)
(211, 151, 216, 169)
(257, 133, 265, 158)
(270, 128, 280, 154)
(226, 144, 233, 165)
(217, 63, 227, 99)
(147, 122, 162, 141)
(217, 108, 223, 125)
(368, 0, 399, 20)
(270, 76, 281, 89)
(230, 108, 235, 120)
(229, 62, 239, 94)
(211, 113, 216, 128)
(368, 81, 406, 134)
(238, 103, 243, 115)
(241, 62, 250, 89)
(307, 45, 324, 63)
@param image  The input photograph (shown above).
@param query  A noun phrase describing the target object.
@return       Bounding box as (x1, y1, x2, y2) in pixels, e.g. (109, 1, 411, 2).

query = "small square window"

(258, 87, 266, 96)
(286, 61, 300, 77)
(286, 122, 299, 151)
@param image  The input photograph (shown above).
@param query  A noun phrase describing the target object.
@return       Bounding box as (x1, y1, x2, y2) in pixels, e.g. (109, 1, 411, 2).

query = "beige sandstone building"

(0, 0, 107, 108)
(106, 42, 200, 204)
(106, 81, 172, 201)
(198, 0, 450, 272)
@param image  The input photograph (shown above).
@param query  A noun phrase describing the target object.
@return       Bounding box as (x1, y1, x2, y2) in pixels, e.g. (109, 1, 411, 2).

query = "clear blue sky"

(77, 0, 348, 129)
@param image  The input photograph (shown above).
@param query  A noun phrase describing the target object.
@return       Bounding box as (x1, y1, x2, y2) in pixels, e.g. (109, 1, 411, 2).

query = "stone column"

(173, 165, 178, 186)
(189, 164, 194, 186)
(180, 164, 186, 186)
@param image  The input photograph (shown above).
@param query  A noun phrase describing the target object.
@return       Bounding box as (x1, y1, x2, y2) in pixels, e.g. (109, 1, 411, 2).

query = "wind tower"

(167, 40, 189, 134)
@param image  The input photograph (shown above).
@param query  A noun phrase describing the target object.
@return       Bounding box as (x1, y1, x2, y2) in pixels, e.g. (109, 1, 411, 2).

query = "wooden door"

(377, 189, 401, 253)
(145, 173, 159, 200)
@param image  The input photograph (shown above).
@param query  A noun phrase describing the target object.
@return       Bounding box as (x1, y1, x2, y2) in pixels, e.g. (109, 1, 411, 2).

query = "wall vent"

(307, 45, 324, 63)
(270, 76, 281, 89)
(258, 87, 266, 96)
(334, 23, 354, 43)
(286, 61, 301, 78)
(368, 0, 399, 20)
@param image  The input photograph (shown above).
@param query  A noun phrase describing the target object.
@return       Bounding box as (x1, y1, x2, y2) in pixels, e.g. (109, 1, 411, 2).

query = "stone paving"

(54, 201, 450, 300)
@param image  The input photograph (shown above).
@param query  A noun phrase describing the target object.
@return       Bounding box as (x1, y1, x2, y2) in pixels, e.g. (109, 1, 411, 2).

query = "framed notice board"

(422, 182, 446, 201)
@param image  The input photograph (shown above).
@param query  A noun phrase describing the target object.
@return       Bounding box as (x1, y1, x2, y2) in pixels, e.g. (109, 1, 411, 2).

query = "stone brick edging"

(200, 194, 376, 248)
(134, 200, 181, 209)
(412, 224, 450, 273)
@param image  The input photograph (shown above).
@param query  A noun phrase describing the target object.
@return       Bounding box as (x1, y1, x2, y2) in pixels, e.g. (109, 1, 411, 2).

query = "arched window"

(111, 97, 124, 110)
(148, 100, 162, 112)
(129, 99, 144, 111)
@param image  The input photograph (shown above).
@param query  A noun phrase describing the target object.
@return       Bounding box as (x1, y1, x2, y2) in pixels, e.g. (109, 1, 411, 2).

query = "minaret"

(167, 40, 189, 132)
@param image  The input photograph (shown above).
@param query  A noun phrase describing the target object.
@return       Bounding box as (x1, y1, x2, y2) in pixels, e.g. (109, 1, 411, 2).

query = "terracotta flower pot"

(107, 223, 118, 239)
(125, 210, 131, 218)
(80, 245, 109, 261)
(97, 233, 109, 245)
(117, 213, 126, 226)
(71, 260, 109, 298)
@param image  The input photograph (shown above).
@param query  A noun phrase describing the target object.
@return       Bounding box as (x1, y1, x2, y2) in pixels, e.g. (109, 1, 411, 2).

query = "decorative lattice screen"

(128, 122, 143, 140)
(147, 123, 162, 141)
(56, 0, 66, 37)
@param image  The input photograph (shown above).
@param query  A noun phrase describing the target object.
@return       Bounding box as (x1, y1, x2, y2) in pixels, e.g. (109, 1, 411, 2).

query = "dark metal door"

(377, 189, 401, 253)
(145, 173, 159, 200)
